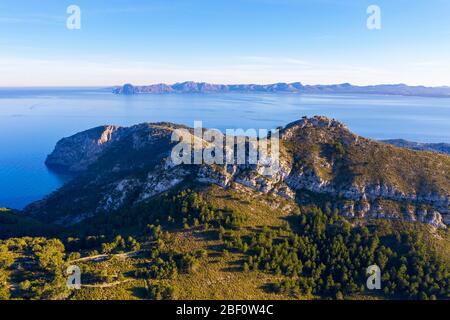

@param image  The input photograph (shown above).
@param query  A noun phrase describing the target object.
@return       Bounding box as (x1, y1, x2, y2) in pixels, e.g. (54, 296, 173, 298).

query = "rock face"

(45, 125, 121, 172)
(29, 116, 450, 228)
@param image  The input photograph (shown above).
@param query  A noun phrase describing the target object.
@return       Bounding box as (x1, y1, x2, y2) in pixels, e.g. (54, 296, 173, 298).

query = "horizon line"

(1, 81, 450, 89)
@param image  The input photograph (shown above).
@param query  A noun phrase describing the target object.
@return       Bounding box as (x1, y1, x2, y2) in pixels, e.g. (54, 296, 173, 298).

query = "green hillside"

(1, 185, 449, 300)
(1, 116, 449, 300)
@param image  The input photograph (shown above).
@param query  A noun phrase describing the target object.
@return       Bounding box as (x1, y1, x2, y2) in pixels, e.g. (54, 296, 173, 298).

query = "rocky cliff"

(28, 116, 450, 228)
(45, 125, 121, 172)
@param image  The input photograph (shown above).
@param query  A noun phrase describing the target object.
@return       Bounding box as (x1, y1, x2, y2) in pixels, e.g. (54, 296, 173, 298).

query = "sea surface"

(1, 87, 449, 209)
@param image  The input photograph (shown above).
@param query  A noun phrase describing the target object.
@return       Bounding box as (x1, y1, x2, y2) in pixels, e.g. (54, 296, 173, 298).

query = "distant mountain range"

(382, 139, 450, 155)
(112, 81, 450, 97)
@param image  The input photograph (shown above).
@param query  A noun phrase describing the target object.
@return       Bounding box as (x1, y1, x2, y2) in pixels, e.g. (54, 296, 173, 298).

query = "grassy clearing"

(203, 185, 295, 227)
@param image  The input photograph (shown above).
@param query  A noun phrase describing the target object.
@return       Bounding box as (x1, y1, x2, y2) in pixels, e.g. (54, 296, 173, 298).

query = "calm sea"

(1, 87, 450, 209)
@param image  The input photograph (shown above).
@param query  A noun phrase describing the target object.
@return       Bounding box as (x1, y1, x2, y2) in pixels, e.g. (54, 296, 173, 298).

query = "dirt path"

(81, 279, 132, 288)
(69, 250, 142, 263)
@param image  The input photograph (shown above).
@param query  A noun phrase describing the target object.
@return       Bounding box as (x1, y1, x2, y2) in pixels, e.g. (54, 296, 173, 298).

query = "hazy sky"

(0, 0, 449, 86)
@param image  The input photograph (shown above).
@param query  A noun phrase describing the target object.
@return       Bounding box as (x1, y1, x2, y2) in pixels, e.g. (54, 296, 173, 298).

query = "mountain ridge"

(27, 116, 450, 229)
(111, 82, 450, 97)
(3, 116, 449, 301)
(382, 139, 450, 155)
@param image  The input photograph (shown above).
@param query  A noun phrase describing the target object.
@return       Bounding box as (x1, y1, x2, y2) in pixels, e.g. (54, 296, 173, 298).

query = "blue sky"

(0, 0, 449, 86)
